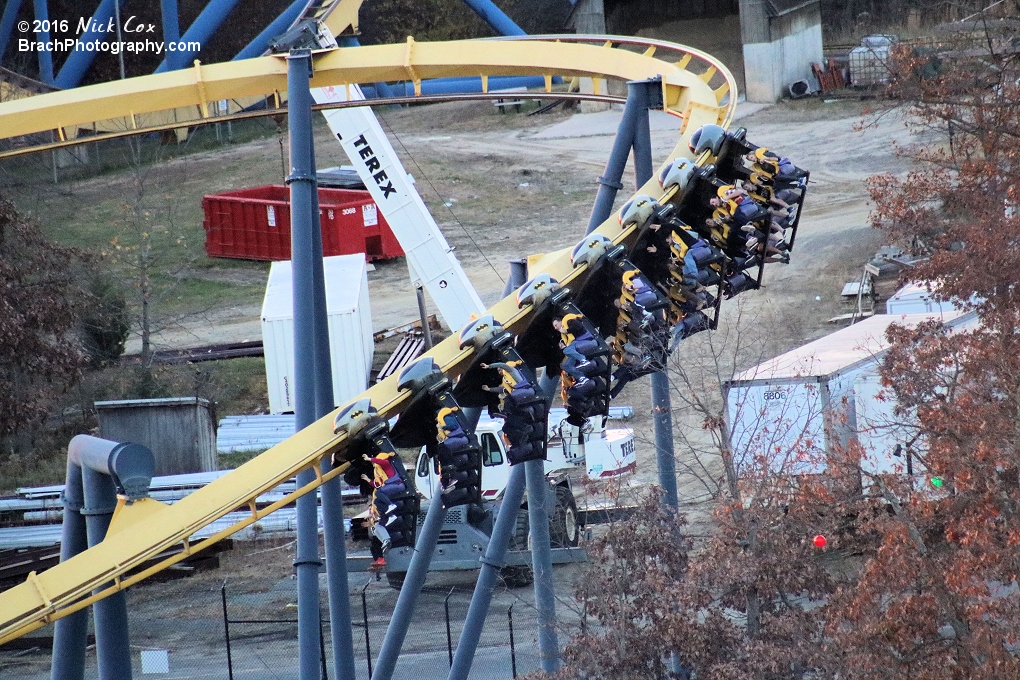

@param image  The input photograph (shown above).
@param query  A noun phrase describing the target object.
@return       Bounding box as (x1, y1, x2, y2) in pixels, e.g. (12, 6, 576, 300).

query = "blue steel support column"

(321, 455, 357, 680)
(360, 76, 550, 99)
(460, 0, 525, 36)
(82, 467, 132, 680)
(160, 0, 179, 45)
(54, 0, 121, 89)
(287, 48, 324, 680)
(155, 0, 242, 72)
(515, 253, 559, 671)
(231, 0, 304, 61)
(303, 51, 358, 680)
(32, 0, 52, 84)
(51, 459, 88, 680)
(584, 96, 642, 233)
(0, 0, 23, 62)
(525, 460, 560, 672)
(630, 81, 680, 510)
(447, 464, 527, 680)
(501, 258, 528, 297)
(582, 79, 680, 506)
(371, 492, 448, 680)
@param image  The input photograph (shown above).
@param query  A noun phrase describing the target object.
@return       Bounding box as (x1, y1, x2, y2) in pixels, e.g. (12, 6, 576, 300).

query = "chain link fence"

(0, 537, 586, 680)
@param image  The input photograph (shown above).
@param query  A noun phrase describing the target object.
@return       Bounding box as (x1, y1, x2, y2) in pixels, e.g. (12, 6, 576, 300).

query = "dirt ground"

(1, 92, 934, 678)
(113, 95, 920, 521)
(50, 93, 923, 508)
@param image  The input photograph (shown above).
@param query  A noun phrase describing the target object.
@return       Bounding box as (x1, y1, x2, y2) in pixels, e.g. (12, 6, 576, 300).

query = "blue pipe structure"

(461, 0, 525, 36)
(501, 258, 528, 297)
(287, 48, 327, 680)
(0, 0, 23, 62)
(230, 3, 544, 102)
(585, 89, 638, 234)
(51, 458, 87, 680)
(51, 436, 155, 680)
(231, 0, 304, 61)
(160, 0, 179, 45)
(54, 0, 121, 89)
(336, 35, 396, 99)
(32, 0, 52, 84)
(447, 464, 528, 680)
(155, 0, 242, 73)
(502, 255, 561, 670)
(83, 467, 133, 680)
(360, 75, 551, 99)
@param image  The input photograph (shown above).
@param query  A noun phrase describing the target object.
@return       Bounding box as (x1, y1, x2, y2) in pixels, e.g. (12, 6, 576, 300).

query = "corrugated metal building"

(95, 397, 217, 476)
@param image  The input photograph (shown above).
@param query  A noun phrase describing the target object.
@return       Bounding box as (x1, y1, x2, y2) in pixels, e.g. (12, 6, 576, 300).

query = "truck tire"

(550, 485, 580, 548)
(386, 571, 406, 590)
(500, 508, 534, 588)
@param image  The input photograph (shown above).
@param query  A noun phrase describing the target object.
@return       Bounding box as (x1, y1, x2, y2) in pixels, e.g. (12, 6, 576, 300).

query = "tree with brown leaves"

(0, 197, 86, 438)
(545, 18, 1020, 680)
(816, 24, 1020, 677)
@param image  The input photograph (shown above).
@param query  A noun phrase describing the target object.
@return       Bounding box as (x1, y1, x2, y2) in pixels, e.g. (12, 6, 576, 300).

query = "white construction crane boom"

(310, 82, 486, 331)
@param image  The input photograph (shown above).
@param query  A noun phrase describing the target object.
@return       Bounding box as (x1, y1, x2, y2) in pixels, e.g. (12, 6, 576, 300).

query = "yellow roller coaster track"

(0, 35, 734, 158)
(0, 35, 735, 645)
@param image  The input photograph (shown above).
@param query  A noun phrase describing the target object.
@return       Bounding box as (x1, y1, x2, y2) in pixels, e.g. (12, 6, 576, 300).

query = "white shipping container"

(261, 255, 373, 415)
(725, 311, 975, 476)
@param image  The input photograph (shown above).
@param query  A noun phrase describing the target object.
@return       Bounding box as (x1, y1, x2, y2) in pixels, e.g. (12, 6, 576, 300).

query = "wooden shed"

(95, 398, 217, 476)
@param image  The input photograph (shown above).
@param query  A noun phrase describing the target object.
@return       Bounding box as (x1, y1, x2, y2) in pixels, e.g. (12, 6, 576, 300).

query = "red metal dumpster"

(202, 185, 403, 262)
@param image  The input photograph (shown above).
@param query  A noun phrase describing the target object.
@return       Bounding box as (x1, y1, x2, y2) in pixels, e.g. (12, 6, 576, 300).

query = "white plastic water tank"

(261, 254, 373, 414)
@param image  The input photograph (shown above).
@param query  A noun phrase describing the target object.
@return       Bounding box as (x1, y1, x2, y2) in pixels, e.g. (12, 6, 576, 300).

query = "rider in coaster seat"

(554, 315, 596, 386)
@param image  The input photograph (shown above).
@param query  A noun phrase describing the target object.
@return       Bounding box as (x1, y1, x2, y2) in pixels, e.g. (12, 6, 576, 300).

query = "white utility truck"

(378, 412, 636, 588)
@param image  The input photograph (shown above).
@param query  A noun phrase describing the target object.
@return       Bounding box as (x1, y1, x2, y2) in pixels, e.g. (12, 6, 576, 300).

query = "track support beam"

(448, 463, 527, 680)
(372, 494, 448, 680)
(526, 459, 561, 672)
(287, 48, 329, 680)
(0, 0, 23, 63)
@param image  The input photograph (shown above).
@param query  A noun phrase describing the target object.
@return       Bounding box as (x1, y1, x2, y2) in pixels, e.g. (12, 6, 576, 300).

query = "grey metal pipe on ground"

(447, 463, 527, 680)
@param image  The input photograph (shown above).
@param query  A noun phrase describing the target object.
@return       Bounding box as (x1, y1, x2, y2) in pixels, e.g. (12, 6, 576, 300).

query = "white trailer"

(854, 369, 922, 476)
(725, 311, 975, 476)
(261, 254, 373, 414)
